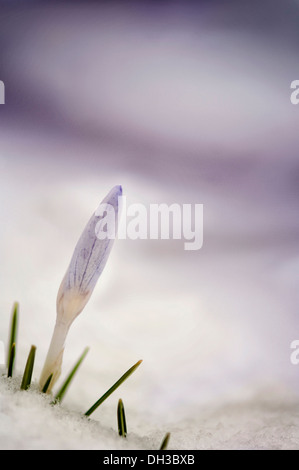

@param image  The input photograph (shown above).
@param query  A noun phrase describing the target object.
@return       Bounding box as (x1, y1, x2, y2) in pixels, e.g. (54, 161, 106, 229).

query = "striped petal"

(39, 185, 122, 392)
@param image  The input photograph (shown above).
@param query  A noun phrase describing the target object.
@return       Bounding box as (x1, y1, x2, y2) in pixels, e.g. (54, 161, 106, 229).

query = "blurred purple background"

(0, 0, 298, 424)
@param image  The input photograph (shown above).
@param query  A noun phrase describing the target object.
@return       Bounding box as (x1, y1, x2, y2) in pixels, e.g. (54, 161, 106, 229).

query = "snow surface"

(0, 140, 298, 450)
(1, 370, 299, 450)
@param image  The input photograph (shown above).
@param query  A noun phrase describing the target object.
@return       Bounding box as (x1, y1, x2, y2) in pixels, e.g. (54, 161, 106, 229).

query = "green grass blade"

(160, 432, 171, 450)
(117, 398, 127, 437)
(7, 343, 16, 378)
(54, 347, 89, 402)
(7, 302, 19, 371)
(42, 374, 53, 393)
(20, 345, 36, 390)
(85, 359, 142, 417)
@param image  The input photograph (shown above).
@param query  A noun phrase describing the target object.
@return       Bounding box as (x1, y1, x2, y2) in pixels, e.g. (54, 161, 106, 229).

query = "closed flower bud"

(39, 185, 122, 392)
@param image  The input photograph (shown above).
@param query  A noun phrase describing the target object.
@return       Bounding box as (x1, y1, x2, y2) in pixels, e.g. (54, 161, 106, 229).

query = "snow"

(0, 0, 299, 450)
(1, 370, 299, 450)
(0, 370, 145, 450)
(0, 146, 298, 450)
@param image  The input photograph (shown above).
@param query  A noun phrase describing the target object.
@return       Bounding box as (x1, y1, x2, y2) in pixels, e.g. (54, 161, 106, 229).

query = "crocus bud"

(39, 185, 122, 392)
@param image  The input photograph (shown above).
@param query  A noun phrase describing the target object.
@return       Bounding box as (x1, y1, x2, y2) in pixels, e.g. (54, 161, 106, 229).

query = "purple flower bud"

(39, 185, 122, 392)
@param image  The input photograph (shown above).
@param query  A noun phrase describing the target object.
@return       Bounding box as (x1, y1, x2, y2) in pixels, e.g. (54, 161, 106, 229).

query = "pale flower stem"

(39, 320, 71, 393)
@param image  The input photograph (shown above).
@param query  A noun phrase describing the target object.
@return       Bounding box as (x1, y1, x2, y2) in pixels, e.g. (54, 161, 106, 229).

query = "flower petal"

(40, 185, 122, 392)
(57, 185, 122, 323)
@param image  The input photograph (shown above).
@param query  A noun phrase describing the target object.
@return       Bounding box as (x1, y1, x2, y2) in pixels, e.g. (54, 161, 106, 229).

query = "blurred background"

(0, 0, 298, 434)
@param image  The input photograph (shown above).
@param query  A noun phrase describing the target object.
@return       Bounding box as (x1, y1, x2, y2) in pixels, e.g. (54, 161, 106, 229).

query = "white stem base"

(39, 321, 70, 393)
